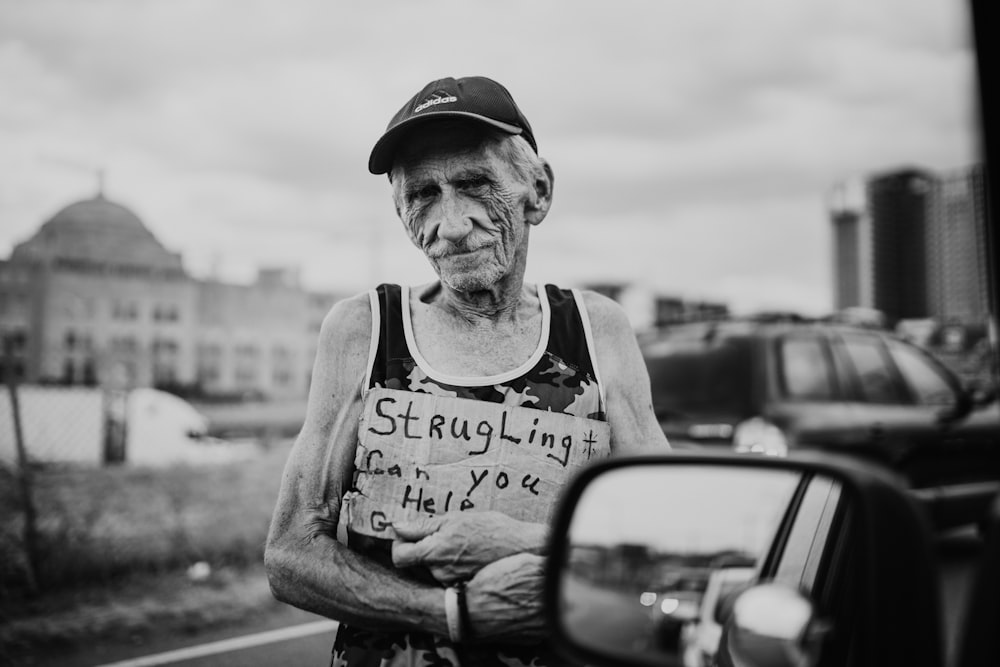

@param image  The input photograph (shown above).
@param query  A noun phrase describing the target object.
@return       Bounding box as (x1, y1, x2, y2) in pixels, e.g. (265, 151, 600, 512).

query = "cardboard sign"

(344, 388, 611, 539)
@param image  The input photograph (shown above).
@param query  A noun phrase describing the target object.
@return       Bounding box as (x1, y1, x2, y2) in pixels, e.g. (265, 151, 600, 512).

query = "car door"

(831, 330, 1000, 528)
(881, 336, 1000, 527)
(769, 331, 869, 452)
(827, 330, 932, 476)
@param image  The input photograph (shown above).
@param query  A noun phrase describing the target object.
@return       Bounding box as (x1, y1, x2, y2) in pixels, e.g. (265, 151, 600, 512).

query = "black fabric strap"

(456, 581, 473, 642)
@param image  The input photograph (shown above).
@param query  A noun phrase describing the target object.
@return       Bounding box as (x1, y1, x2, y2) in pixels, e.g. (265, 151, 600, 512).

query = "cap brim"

(368, 112, 523, 175)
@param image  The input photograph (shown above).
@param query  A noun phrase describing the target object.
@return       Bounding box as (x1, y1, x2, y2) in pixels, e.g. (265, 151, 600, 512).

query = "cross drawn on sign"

(344, 388, 611, 539)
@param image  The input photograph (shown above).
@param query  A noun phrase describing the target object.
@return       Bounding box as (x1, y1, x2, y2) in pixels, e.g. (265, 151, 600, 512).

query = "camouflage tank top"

(331, 283, 607, 667)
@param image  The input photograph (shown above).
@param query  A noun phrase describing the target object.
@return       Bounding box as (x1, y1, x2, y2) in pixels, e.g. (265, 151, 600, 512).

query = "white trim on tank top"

(571, 288, 606, 410)
(361, 288, 381, 398)
(400, 282, 552, 387)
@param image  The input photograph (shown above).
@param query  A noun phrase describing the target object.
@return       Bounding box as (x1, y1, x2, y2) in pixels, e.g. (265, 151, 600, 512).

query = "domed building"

(11, 194, 186, 274)
(0, 192, 340, 399)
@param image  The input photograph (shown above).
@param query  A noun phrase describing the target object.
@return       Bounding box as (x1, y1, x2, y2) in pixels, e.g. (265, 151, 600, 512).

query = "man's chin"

(435, 266, 505, 293)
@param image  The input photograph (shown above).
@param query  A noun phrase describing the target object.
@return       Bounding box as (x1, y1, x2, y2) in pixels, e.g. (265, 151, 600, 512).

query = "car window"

(838, 334, 906, 404)
(773, 475, 843, 593)
(886, 338, 958, 407)
(779, 335, 835, 401)
(644, 337, 753, 419)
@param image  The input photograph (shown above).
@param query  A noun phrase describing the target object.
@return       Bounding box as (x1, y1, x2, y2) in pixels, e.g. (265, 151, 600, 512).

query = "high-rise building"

(830, 165, 987, 325)
(866, 168, 935, 321)
(829, 179, 871, 311)
(927, 165, 990, 321)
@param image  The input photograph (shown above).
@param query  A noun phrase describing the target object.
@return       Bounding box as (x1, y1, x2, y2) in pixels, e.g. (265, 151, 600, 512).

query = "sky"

(0, 0, 979, 319)
(568, 465, 801, 555)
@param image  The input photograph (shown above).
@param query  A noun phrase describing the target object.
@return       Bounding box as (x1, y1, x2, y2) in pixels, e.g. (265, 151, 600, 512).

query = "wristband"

(456, 581, 473, 641)
(445, 586, 462, 642)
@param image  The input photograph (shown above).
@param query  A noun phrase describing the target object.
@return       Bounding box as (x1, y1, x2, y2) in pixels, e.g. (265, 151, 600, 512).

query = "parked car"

(543, 451, 1000, 667)
(641, 320, 1000, 530)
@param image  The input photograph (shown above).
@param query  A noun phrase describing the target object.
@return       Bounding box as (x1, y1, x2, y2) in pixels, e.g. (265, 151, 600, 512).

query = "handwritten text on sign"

(346, 388, 611, 539)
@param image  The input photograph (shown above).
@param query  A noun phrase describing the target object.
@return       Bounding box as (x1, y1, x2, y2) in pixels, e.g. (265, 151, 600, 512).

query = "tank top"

(332, 282, 607, 667)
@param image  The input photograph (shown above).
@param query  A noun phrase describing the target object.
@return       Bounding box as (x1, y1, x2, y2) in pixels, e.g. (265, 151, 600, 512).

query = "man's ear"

(525, 160, 555, 226)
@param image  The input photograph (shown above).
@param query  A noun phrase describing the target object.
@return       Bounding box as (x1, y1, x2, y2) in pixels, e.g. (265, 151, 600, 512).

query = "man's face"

(391, 128, 535, 293)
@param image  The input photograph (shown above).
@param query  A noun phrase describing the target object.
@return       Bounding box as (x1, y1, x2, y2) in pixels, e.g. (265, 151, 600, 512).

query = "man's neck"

(428, 244, 532, 324)
(409, 275, 542, 378)
(427, 276, 526, 325)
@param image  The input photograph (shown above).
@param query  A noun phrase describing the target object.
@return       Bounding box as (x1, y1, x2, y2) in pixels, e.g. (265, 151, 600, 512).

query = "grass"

(0, 441, 295, 655)
(0, 562, 283, 657)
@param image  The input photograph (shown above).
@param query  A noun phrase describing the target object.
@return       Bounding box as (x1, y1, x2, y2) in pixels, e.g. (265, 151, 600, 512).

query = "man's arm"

(264, 294, 447, 635)
(264, 294, 546, 643)
(391, 511, 549, 583)
(582, 291, 671, 454)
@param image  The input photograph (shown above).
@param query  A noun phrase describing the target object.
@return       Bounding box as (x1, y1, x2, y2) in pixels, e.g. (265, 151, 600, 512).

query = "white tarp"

(126, 388, 257, 466)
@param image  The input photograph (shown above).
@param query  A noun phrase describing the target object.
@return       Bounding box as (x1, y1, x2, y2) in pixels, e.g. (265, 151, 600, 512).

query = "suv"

(641, 320, 1000, 530)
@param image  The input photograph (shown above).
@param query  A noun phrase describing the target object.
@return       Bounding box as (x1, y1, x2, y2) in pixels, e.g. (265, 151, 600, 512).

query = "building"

(867, 168, 934, 321)
(653, 296, 729, 328)
(580, 282, 729, 331)
(829, 164, 989, 325)
(927, 165, 990, 322)
(829, 179, 871, 311)
(0, 192, 344, 398)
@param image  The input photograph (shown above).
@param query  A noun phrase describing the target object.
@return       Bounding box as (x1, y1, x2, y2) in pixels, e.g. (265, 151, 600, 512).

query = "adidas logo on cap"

(414, 92, 458, 113)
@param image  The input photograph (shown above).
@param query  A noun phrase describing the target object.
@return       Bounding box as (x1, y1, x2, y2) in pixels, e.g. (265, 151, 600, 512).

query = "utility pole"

(3, 336, 40, 593)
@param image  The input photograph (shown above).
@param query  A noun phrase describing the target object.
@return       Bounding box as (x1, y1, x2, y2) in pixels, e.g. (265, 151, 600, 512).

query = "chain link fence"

(0, 381, 286, 595)
(1, 381, 125, 594)
(0, 385, 109, 467)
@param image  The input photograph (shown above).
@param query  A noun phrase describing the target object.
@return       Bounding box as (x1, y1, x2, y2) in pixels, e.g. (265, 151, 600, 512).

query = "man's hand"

(465, 553, 547, 644)
(391, 511, 547, 585)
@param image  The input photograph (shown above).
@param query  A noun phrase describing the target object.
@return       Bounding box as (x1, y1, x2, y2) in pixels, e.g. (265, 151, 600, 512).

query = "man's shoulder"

(539, 284, 624, 313)
(320, 290, 374, 346)
(574, 289, 632, 333)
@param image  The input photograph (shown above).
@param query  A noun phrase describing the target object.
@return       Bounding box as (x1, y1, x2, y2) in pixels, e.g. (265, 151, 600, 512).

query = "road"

(560, 575, 661, 656)
(93, 622, 337, 667)
(9, 528, 986, 667)
(8, 606, 336, 667)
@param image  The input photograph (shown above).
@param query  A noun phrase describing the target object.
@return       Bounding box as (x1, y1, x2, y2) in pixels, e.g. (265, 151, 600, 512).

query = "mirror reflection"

(559, 465, 817, 666)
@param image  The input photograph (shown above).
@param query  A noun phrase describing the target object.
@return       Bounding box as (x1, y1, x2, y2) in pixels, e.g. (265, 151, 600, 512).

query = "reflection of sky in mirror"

(569, 466, 801, 555)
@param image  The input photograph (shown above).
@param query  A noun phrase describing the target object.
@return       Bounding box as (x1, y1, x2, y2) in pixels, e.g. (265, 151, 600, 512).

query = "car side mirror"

(937, 390, 975, 425)
(543, 452, 945, 667)
(965, 379, 997, 407)
(713, 584, 748, 625)
(938, 379, 996, 425)
(723, 583, 826, 667)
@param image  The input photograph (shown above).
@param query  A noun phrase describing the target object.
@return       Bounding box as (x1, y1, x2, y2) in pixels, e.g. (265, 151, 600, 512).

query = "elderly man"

(265, 75, 669, 666)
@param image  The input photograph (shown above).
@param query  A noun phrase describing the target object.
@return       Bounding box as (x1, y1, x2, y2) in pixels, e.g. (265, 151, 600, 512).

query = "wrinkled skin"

(465, 553, 548, 643)
(391, 128, 542, 298)
(392, 511, 548, 585)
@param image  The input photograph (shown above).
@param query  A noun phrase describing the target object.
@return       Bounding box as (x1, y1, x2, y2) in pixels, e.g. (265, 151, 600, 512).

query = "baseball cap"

(368, 76, 537, 175)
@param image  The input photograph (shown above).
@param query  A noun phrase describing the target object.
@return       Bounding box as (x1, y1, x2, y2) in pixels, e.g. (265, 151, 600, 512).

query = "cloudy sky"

(0, 0, 979, 318)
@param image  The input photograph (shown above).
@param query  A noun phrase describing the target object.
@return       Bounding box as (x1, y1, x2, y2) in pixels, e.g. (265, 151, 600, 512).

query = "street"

(7, 527, 986, 667)
(8, 606, 335, 667)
